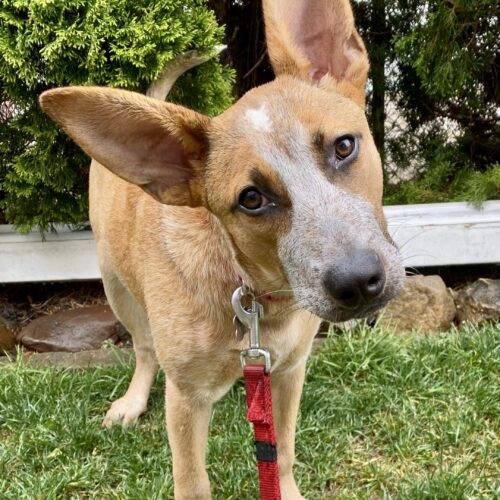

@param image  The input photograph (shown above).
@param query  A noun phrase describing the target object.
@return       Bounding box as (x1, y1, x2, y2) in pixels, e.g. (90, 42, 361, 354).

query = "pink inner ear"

(289, 0, 359, 82)
(122, 123, 193, 188)
(143, 131, 192, 184)
(309, 67, 329, 82)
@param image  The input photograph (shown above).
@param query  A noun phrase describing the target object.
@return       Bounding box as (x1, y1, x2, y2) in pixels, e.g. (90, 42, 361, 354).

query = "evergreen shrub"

(0, 0, 234, 232)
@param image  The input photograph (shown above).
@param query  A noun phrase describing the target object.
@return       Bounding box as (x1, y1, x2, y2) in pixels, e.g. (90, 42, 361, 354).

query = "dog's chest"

(261, 309, 321, 373)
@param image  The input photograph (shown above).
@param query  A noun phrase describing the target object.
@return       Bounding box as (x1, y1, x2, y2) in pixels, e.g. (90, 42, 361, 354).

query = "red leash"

(232, 285, 282, 500)
(243, 365, 281, 500)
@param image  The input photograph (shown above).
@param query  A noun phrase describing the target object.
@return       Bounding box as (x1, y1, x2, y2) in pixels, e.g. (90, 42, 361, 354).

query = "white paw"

(102, 395, 147, 428)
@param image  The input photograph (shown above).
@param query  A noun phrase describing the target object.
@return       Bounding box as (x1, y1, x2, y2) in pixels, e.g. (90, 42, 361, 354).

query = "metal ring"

(231, 285, 254, 329)
(240, 348, 272, 373)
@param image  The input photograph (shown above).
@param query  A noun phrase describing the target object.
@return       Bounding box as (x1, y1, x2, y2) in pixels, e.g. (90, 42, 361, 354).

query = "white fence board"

(0, 225, 99, 283)
(385, 201, 500, 267)
(1, 201, 499, 283)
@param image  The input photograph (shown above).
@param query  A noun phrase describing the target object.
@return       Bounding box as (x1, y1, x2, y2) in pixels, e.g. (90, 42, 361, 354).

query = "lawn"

(1, 323, 499, 499)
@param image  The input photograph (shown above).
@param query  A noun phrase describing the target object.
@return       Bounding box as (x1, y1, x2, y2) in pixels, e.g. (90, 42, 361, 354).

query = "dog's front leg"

(165, 379, 213, 499)
(272, 363, 307, 500)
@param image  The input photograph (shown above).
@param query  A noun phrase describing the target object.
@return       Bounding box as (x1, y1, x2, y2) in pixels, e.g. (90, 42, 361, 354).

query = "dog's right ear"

(39, 86, 210, 207)
(262, 0, 369, 107)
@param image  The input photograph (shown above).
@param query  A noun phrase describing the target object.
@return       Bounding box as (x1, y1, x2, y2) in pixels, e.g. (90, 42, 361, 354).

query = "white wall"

(1, 201, 499, 283)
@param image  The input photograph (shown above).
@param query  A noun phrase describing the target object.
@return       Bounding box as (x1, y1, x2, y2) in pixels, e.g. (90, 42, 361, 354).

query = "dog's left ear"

(263, 0, 369, 107)
(40, 86, 210, 207)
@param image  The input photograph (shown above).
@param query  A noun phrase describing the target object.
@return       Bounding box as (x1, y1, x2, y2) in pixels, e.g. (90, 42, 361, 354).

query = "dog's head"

(40, 0, 404, 322)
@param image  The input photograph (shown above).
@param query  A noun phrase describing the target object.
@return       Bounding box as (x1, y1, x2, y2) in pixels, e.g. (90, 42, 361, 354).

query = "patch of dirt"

(413, 264, 499, 289)
(0, 281, 106, 334)
(0, 264, 497, 340)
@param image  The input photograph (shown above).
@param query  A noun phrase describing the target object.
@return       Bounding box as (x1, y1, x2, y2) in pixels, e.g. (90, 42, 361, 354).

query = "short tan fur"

(40, 1, 404, 498)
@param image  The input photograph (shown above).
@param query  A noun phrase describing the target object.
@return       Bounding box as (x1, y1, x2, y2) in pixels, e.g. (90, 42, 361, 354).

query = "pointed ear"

(262, 0, 369, 107)
(39, 86, 210, 206)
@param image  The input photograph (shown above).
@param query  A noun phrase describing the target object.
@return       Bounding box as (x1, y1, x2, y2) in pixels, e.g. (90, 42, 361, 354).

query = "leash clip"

(232, 285, 271, 373)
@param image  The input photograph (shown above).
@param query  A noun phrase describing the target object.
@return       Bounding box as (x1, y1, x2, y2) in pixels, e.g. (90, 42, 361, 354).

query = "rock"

(454, 278, 500, 325)
(0, 317, 16, 353)
(17, 305, 122, 353)
(378, 275, 456, 333)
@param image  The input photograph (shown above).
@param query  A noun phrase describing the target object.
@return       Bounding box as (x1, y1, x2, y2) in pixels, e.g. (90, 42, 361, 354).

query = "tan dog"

(40, 0, 404, 497)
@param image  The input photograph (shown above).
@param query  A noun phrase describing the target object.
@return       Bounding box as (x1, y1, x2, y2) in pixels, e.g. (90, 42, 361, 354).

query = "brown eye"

(238, 187, 272, 214)
(334, 135, 356, 160)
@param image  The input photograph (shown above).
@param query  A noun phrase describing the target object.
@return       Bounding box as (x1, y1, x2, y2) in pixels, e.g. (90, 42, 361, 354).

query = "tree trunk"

(370, 0, 387, 169)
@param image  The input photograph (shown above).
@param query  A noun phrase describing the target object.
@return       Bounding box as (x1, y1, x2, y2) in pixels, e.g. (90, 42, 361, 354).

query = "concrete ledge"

(385, 200, 500, 267)
(1, 200, 499, 283)
(0, 224, 99, 282)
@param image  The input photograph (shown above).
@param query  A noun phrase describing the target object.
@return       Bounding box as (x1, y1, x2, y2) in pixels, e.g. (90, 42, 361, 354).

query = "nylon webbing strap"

(243, 364, 281, 500)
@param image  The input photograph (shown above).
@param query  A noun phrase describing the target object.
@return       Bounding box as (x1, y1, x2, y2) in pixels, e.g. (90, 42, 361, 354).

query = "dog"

(40, 0, 405, 497)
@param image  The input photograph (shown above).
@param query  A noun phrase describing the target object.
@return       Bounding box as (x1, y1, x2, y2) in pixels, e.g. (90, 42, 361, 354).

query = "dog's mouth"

(302, 292, 397, 323)
(319, 298, 391, 322)
(259, 291, 295, 303)
(290, 269, 405, 323)
(255, 282, 398, 322)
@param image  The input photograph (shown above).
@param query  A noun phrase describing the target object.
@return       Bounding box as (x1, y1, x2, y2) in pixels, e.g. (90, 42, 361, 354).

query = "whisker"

(255, 288, 295, 299)
(401, 252, 434, 263)
(387, 218, 417, 240)
(405, 266, 423, 277)
(271, 306, 303, 318)
(267, 297, 309, 319)
(396, 229, 427, 252)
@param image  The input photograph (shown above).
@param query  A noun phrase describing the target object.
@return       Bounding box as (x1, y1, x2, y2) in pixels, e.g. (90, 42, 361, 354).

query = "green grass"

(1, 323, 499, 499)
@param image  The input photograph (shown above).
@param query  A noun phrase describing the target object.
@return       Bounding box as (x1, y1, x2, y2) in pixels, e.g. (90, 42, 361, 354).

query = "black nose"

(322, 250, 386, 309)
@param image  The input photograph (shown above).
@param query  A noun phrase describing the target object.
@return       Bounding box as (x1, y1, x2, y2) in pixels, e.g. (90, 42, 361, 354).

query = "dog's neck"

(208, 212, 294, 310)
(159, 205, 297, 330)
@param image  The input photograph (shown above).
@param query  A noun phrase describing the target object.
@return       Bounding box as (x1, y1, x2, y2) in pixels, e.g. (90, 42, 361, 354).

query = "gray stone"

(17, 305, 122, 353)
(378, 275, 456, 332)
(455, 278, 500, 325)
(0, 317, 16, 353)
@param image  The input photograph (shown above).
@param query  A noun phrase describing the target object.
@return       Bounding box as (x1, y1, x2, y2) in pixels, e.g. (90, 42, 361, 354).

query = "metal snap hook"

(232, 285, 271, 373)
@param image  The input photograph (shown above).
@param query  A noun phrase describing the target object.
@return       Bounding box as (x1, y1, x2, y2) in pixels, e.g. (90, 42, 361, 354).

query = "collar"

(259, 292, 293, 303)
(236, 275, 294, 303)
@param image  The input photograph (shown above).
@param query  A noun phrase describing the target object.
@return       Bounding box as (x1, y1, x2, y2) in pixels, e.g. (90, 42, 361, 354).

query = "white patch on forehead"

(253, 117, 321, 204)
(242, 107, 401, 322)
(250, 114, 378, 240)
(245, 104, 272, 132)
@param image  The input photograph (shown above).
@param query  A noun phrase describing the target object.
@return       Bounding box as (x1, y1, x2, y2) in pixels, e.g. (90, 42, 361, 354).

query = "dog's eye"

(334, 135, 356, 160)
(238, 187, 272, 214)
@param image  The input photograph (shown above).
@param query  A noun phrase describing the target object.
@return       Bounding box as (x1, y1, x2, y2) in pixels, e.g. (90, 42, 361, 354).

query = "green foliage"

(0, 0, 234, 232)
(395, 0, 497, 104)
(385, 132, 500, 206)
(169, 58, 234, 116)
(385, 163, 500, 206)
(354, 0, 498, 205)
(456, 164, 500, 206)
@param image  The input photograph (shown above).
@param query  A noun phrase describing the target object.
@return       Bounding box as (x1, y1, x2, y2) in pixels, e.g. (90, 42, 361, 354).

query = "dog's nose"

(322, 250, 386, 309)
